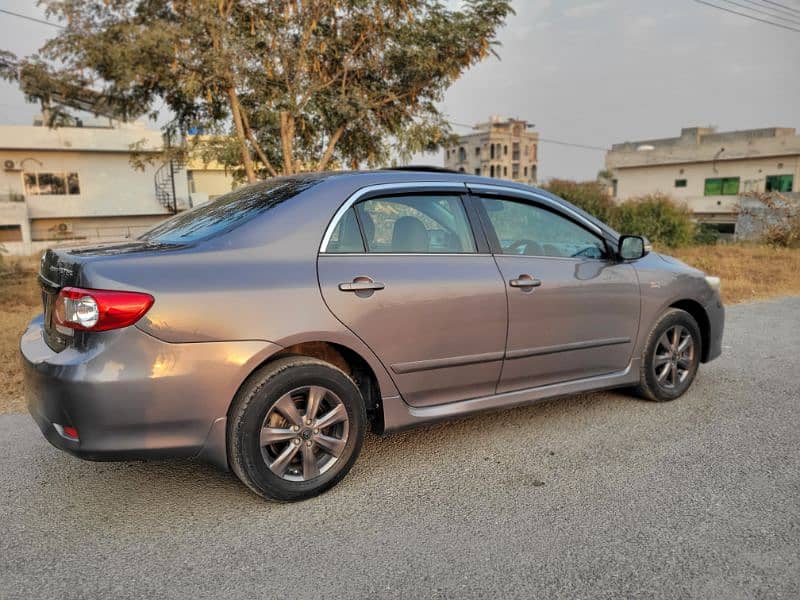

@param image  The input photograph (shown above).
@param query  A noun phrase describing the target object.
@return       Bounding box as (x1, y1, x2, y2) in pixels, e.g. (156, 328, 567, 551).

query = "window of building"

(503, 145, 508, 156)
(0, 224, 23, 242)
(675, 179, 687, 188)
(704, 222, 736, 235)
(23, 172, 81, 196)
(503, 166, 508, 176)
(355, 195, 476, 253)
(474, 168, 480, 175)
(532, 144, 537, 161)
(490, 145, 495, 159)
(704, 177, 740, 196)
(475, 147, 480, 157)
(523, 166, 528, 177)
(512, 142, 520, 161)
(765, 174, 794, 193)
(512, 164, 520, 179)
(490, 165, 495, 177)
(458, 147, 466, 162)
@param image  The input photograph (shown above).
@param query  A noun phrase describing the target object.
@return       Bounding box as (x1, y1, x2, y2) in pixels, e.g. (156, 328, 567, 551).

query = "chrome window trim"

(319, 182, 468, 253)
(466, 183, 604, 236)
(493, 253, 607, 263)
(319, 252, 494, 257)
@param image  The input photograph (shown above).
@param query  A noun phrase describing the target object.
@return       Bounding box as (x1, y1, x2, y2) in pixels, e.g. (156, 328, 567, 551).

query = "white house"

(0, 120, 235, 255)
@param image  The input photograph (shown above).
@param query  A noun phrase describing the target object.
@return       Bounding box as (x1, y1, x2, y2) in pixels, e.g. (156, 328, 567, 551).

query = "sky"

(1, 0, 798, 180)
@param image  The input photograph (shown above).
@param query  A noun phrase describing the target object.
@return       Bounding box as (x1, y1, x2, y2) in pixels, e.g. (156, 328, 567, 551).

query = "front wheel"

(227, 356, 366, 501)
(636, 308, 702, 402)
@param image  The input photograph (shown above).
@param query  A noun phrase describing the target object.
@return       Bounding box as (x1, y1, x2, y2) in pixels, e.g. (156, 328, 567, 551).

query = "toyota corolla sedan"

(21, 169, 724, 501)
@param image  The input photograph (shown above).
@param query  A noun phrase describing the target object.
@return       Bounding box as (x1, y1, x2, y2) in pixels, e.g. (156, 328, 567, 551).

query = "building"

(0, 120, 235, 254)
(605, 126, 800, 233)
(444, 116, 539, 184)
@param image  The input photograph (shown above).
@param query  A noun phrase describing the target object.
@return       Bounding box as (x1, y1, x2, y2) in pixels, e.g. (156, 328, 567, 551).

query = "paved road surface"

(1, 297, 799, 599)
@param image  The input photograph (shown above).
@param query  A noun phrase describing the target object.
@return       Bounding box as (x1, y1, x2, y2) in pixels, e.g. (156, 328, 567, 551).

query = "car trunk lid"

(38, 241, 183, 351)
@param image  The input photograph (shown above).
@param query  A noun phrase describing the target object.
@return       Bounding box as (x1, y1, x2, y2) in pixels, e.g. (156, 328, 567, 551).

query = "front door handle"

(338, 277, 385, 292)
(509, 274, 542, 289)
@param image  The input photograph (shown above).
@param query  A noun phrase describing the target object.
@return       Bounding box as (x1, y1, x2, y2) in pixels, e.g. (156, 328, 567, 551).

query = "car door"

(318, 185, 508, 407)
(470, 186, 641, 393)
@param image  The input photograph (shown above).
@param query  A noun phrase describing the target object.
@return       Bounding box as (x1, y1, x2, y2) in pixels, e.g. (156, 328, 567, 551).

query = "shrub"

(543, 179, 616, 224)
(610, 194, 696, 248)
(693, 223, 721, 246)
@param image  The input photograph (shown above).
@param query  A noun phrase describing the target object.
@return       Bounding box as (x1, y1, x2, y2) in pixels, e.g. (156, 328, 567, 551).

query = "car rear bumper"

(21, 316, 279, 468)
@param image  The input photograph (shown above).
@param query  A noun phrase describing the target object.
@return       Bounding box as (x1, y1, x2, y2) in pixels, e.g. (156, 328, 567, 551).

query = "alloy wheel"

(260, 386, 350, 482)
(653, 325, 695, 390)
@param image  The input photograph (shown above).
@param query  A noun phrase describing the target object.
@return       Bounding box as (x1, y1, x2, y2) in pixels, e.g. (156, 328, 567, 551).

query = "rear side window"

(141, 178, 319, 244)
(326, 208, 365, 253)
(354, 195, 476, 253)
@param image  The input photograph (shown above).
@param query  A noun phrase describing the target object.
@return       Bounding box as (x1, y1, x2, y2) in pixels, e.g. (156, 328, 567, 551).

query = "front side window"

(23, 172, 81, 196)
(480, 197, 607, 259)
(354, 195, 476, 253)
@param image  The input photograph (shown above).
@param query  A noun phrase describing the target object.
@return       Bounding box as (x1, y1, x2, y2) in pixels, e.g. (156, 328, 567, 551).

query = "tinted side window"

(480, 197, 607, 259)
(326, 208, 365, 253)
(355, 195, 476, 253)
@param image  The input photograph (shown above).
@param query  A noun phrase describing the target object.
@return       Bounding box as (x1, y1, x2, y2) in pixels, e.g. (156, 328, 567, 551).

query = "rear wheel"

(227, 356, 366, 501)
(636, 308, 702, 402)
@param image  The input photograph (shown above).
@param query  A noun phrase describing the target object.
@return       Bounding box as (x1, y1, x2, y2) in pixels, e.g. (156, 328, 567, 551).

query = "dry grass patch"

(0, 245, 798, 414)
(1, 256, 40, 414)
(670, 245, 800, 305)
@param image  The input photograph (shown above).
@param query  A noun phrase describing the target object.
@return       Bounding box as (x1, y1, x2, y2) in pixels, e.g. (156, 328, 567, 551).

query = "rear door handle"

(509, 274, 542, 289)
(338, 277, 385, 292)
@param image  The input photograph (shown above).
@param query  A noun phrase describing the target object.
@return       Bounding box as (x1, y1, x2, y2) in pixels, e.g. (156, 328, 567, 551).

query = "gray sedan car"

(21, 169, 724, 501)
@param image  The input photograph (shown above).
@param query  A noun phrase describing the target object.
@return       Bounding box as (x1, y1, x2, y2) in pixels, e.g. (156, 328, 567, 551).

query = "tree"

(5, 1, 512, 182)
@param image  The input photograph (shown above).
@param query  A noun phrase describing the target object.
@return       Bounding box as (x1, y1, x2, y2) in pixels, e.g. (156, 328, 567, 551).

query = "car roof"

(301, 169, 617, 238)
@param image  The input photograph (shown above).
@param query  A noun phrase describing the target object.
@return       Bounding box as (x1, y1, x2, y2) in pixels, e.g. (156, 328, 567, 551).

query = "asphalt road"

(1, 297, 799, 600)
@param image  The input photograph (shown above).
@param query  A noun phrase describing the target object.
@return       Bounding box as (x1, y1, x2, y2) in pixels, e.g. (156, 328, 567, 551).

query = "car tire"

(227, 355, 366, 501)
(636, 308, 702, 402)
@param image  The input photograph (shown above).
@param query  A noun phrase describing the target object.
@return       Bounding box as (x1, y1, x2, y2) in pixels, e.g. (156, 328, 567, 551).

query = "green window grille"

(765, 174, 794, 193)
(704, 177, 740, 196)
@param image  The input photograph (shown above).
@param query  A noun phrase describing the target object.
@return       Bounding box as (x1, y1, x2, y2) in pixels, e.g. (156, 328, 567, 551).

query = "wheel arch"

(228, 338, 390, 433)
(669, 299, 711, 362)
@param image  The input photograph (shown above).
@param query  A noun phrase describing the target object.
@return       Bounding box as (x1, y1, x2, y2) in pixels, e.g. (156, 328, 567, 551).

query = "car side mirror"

(618, 235, 651, 260)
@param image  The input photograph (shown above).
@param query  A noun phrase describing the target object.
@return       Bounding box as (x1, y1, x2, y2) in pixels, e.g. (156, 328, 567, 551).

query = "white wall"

(614, 155, 798, 200)
(0, 150, 170, 219)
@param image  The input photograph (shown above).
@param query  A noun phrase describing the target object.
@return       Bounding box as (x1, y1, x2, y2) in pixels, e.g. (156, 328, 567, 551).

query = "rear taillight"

(53, 287, 154, 332)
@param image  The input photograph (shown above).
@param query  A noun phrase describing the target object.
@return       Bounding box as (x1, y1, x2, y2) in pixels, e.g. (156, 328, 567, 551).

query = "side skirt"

(380, 359, 641, 434)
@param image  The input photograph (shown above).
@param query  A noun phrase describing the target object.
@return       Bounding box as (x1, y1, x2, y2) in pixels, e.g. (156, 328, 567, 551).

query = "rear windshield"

(140, 177, 319, 244)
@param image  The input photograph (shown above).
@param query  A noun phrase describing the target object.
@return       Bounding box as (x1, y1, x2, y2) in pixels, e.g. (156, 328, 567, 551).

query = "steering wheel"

(507, 239, 538, 255)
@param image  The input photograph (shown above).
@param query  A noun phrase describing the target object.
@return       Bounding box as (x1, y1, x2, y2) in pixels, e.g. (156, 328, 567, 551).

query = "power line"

(717, 0, 800, 25)
(0, 8, 64, 29)
(694, 0, 800, 32)
(447, 121, 608, 152)
(760, 0, 800, 16)
(538, 138, 608, 152)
